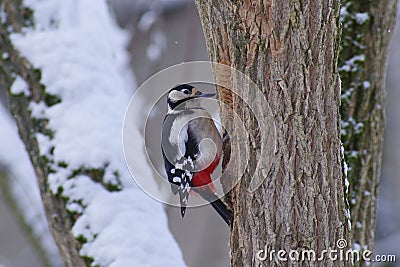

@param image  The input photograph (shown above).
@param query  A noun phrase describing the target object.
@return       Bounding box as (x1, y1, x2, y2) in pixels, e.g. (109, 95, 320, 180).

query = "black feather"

(193, 187, 233, 226)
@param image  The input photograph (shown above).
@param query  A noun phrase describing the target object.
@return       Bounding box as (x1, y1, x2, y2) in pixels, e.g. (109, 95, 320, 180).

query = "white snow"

(354, 122, 364, 134)
(354, 12, 369, 24)
(0, 3, 6, 24)
(340, 142, 351, 231)
(341, 87, 354, 100)
(147, 30, 166, 61)
(138, 11, 157, 32)
(10, 75, 31, 96)
(340, 143, 349, 187)
(137, 8, 166, 62)
(344, 169, 349, 186)
(9, 0, 186, 266)
(363, 81, 371, 89)
(340, 5, 349, 19)
(350, 151, 359, 158)
(35, 132, 53, 156)
(0, 104, 62, 266)
(339, 55, 366, 72)
(29, 101, 47, 118)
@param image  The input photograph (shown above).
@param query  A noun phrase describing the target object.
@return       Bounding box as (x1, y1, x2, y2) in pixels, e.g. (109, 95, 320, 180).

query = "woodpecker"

(161, 84, 233, 226)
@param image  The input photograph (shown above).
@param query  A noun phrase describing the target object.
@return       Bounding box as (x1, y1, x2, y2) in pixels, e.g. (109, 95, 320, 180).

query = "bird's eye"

(182, 89, 190, 94)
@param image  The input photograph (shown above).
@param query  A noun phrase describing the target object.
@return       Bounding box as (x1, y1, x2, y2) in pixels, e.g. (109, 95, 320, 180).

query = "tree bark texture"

(0, 1, 85, 266)
(196, 1, 350, 266)
(339, 0, 397, 259)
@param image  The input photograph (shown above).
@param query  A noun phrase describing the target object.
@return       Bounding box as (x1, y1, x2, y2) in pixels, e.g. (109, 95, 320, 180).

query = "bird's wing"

(161, 111, 195, 193)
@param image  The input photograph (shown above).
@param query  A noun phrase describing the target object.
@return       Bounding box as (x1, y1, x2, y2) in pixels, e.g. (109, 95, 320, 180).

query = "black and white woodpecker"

(161, 84, 233, 226)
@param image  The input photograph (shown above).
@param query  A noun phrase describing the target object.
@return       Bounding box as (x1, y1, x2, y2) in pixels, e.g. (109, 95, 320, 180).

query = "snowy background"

(0, 0, 399, 267)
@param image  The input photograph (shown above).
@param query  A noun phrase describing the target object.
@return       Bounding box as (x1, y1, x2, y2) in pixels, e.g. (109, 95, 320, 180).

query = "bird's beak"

(194, 91, 216, 98)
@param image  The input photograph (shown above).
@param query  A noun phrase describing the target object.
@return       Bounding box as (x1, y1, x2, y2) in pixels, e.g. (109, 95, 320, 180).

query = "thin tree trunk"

(0, 169, 52, 267)
(0, 1, 89, 266)
(196, 1, 350, 266)
(339, 0, 398, 260)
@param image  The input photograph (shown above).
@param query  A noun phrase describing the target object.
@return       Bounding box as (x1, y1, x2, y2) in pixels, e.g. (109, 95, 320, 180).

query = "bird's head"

(167, 84, 215, 111)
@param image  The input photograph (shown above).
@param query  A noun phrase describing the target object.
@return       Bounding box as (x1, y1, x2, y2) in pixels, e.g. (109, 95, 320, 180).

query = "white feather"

(168, 90, 187, 102)
(168, 116, 188, 160)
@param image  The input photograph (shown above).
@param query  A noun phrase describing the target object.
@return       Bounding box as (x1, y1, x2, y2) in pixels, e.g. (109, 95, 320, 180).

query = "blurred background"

(0, 0, 399, 266)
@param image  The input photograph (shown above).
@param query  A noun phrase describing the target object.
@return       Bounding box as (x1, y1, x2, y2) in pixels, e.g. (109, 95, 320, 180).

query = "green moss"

(105, 182, 122, 192)
(66, 208, 79, 223)
(67, 166, 123, 192)
(32, 117, 55, 139)
(85, 168, 105, 181)
(77, 237, 99, 266)
(32, 68, 42, 80)
(22, 7, 34, 28)
(44, 93, 61, 107)
(58, 161, 68, 168)
(76, 234, 87, 244)
(47, 166, 56, 174)
(104, 170, 123, 192)
(68, 167, 84, 179)
(57, 186, 64, 195)
(44, 128, 55, 139)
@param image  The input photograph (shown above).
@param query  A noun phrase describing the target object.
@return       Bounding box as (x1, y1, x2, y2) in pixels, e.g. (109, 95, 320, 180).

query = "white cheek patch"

(168, 90, 185, 101)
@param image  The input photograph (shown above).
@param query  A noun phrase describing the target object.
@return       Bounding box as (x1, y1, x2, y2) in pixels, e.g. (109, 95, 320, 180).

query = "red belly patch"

(191, 156, 220, 193)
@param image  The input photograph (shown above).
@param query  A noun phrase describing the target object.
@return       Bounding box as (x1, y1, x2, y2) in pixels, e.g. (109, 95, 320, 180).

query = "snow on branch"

(4, 0, 186, 266)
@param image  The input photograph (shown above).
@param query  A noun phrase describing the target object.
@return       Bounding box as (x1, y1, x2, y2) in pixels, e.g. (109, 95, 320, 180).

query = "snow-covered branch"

(1, 0, 186, 266)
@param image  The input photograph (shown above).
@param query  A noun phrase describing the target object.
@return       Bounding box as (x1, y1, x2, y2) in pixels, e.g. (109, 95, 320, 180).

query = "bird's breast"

(187, 117, 222, 172)
(162, 108, 222, 173)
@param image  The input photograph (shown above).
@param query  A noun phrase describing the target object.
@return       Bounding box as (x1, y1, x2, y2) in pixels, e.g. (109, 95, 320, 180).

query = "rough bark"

(196, 1, 350, 266)
(339, 0, 398, 259)
(0, 1, 85, 266)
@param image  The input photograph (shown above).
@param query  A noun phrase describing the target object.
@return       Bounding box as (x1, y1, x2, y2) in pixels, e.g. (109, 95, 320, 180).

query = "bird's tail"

(210, 198, 233, 226)
(194, 188, 233, 226)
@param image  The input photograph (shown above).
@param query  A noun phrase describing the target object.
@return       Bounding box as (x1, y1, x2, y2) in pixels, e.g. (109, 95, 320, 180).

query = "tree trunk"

(0, 1, 86, 266)
(339, 0, 397, 259)
(196, 1, 350, 266)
